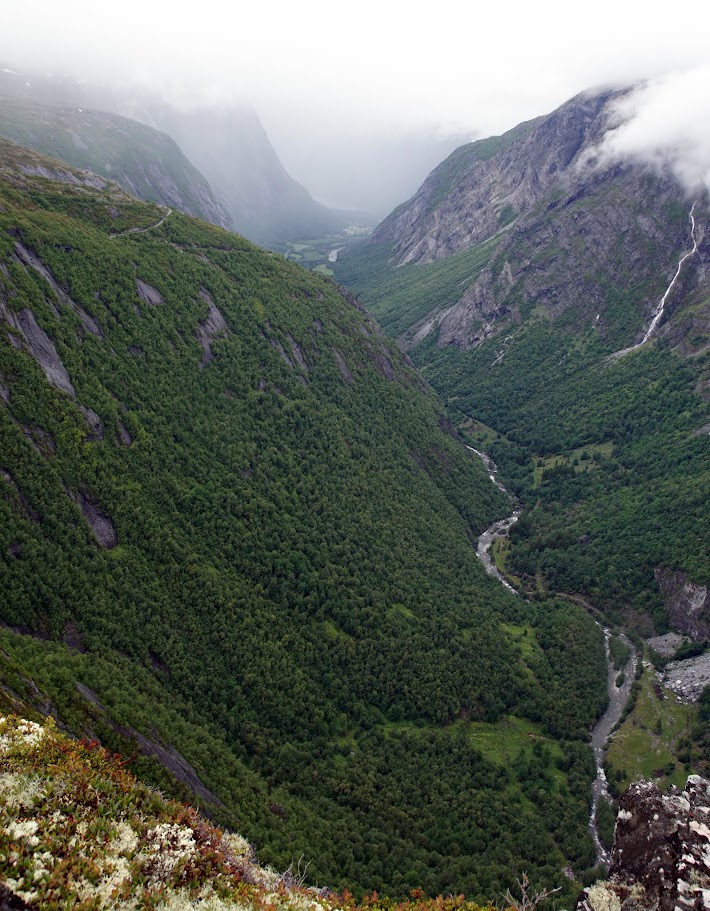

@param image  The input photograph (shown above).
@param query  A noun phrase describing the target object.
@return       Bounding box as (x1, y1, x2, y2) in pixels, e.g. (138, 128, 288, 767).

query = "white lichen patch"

(0, 771, 44, 808)
(74, 854, 134, 906)
(5, 817, 40, 847)
(586, 882, 622, 911)
(112, 819, 140, 855)
(0, 716, 44, 753)
(158, 888, 251, 911)
(223, 832, 252, 858)
(140, 822, 197, 882)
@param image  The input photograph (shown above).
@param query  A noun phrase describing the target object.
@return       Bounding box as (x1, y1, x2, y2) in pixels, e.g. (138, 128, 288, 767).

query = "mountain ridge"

(0, 93, 232, 230)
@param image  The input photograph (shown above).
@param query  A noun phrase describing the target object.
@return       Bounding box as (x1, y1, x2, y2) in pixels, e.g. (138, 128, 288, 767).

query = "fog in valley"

(3, 0, 710, 218)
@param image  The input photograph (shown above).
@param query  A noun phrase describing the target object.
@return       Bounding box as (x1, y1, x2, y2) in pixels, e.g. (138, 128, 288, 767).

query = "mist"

(3, 0, 710, 216)
(591, 66, 710, 197)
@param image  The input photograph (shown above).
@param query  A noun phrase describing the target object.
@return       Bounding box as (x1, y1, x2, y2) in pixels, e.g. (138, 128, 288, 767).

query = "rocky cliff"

(353, 88, 709, 356)
(578, 776, 710, 911)
(148, 102, 366, 245)
(655, 568, 710, 642)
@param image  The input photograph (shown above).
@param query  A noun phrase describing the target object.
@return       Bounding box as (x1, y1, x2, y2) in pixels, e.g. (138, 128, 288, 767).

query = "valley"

(0, 138, 611, 905)
(334, 85, 710, 894)
(0, 53, 709, 909)
(468, 439, 638, 866)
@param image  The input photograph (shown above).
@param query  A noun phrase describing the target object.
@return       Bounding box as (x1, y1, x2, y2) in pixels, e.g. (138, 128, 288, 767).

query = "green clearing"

(606, 663, 694, 792)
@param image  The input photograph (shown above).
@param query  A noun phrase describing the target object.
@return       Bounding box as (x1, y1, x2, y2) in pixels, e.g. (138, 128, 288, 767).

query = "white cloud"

(3, 0, 710, 210)
(592, 65, 710, 194)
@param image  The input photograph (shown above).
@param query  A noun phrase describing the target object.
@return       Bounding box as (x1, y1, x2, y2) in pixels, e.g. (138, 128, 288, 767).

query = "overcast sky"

(4, 0, 710, 211)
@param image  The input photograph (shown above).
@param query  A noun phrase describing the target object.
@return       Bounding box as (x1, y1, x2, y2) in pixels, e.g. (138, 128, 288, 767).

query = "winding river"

(469, 444, 637, 867)
(466, 446, 521, 593)
(588, 629, 637, 866)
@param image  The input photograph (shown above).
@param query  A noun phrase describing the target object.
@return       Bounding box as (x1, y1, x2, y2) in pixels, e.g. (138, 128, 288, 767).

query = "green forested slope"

(415, 324, 709, 630)
(335, 92, 710, 637)
(0, 93, 231, 228)
(0, 139, 605, 903)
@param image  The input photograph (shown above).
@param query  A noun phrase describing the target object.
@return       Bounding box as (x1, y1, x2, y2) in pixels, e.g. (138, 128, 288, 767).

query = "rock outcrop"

(577, 776, 710, 910)
(655, 568, 710, 642)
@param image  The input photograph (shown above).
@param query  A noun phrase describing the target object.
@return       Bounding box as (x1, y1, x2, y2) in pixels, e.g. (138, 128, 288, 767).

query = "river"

(588, 629, 637, 866)
(466, 446, 521, 593)
(469, 444, 637, 868)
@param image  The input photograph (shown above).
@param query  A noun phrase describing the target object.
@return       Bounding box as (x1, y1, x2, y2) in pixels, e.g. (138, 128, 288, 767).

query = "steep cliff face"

(655, 568, 710, 641)
(348, 88, 709, 355)
(0, 94, 232, 230)
(577, 776, 710, 911)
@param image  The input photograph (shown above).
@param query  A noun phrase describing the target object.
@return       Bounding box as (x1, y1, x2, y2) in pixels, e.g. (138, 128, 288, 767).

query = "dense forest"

(0, 139, 608, 904)
(337, 236, 710, 635)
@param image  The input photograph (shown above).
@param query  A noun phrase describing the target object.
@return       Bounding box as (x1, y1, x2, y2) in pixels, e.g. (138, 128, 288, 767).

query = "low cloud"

(592, 65, 710, 195)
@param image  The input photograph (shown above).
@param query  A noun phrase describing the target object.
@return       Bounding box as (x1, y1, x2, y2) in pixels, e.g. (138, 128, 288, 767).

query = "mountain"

(335, 88, 710, 636)
(0, 64, 370, 246)
(0, 93, 231, 229)
(146, 102, 371, 245)
(0, 137, 608, 904)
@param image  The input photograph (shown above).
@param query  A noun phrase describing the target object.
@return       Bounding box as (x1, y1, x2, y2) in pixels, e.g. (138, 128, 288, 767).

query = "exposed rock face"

(117, 422, 133, 446)
(577, 776, 710, 910)
(195, 288, 228, 365)
(0, 469, 40, 524)
(332, 348, 353, 384)
(78, 405, 104, 441)
(74, 683, 222, 806)
(363, 87, 710, 354)
(371, 91, 622, 266)
(13, 242, 102, 337)
(655, 567, 710, 641)
(0, 305, 75, 395)
(74, 491, 117, 549)
(136, 279, 164, 307)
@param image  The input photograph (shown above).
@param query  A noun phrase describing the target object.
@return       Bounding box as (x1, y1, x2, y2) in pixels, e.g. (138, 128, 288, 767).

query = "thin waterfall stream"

(612, 201, 699, 359)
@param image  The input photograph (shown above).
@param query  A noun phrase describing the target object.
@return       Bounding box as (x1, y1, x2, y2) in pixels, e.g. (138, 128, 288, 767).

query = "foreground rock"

(577, 776, 710, 910)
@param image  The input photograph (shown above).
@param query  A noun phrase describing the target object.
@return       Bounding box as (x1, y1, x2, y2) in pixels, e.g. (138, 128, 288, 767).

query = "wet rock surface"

(332, 348, 353, 384)
(135, 278, 164, 307)
(0, 304, 75, 395)
(72, 490, 118, 549)
(78, 405, 104, 441)
(74, 683, 223, 806)
(13, 242, 102, 337)
(577, 776, 710, 910)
